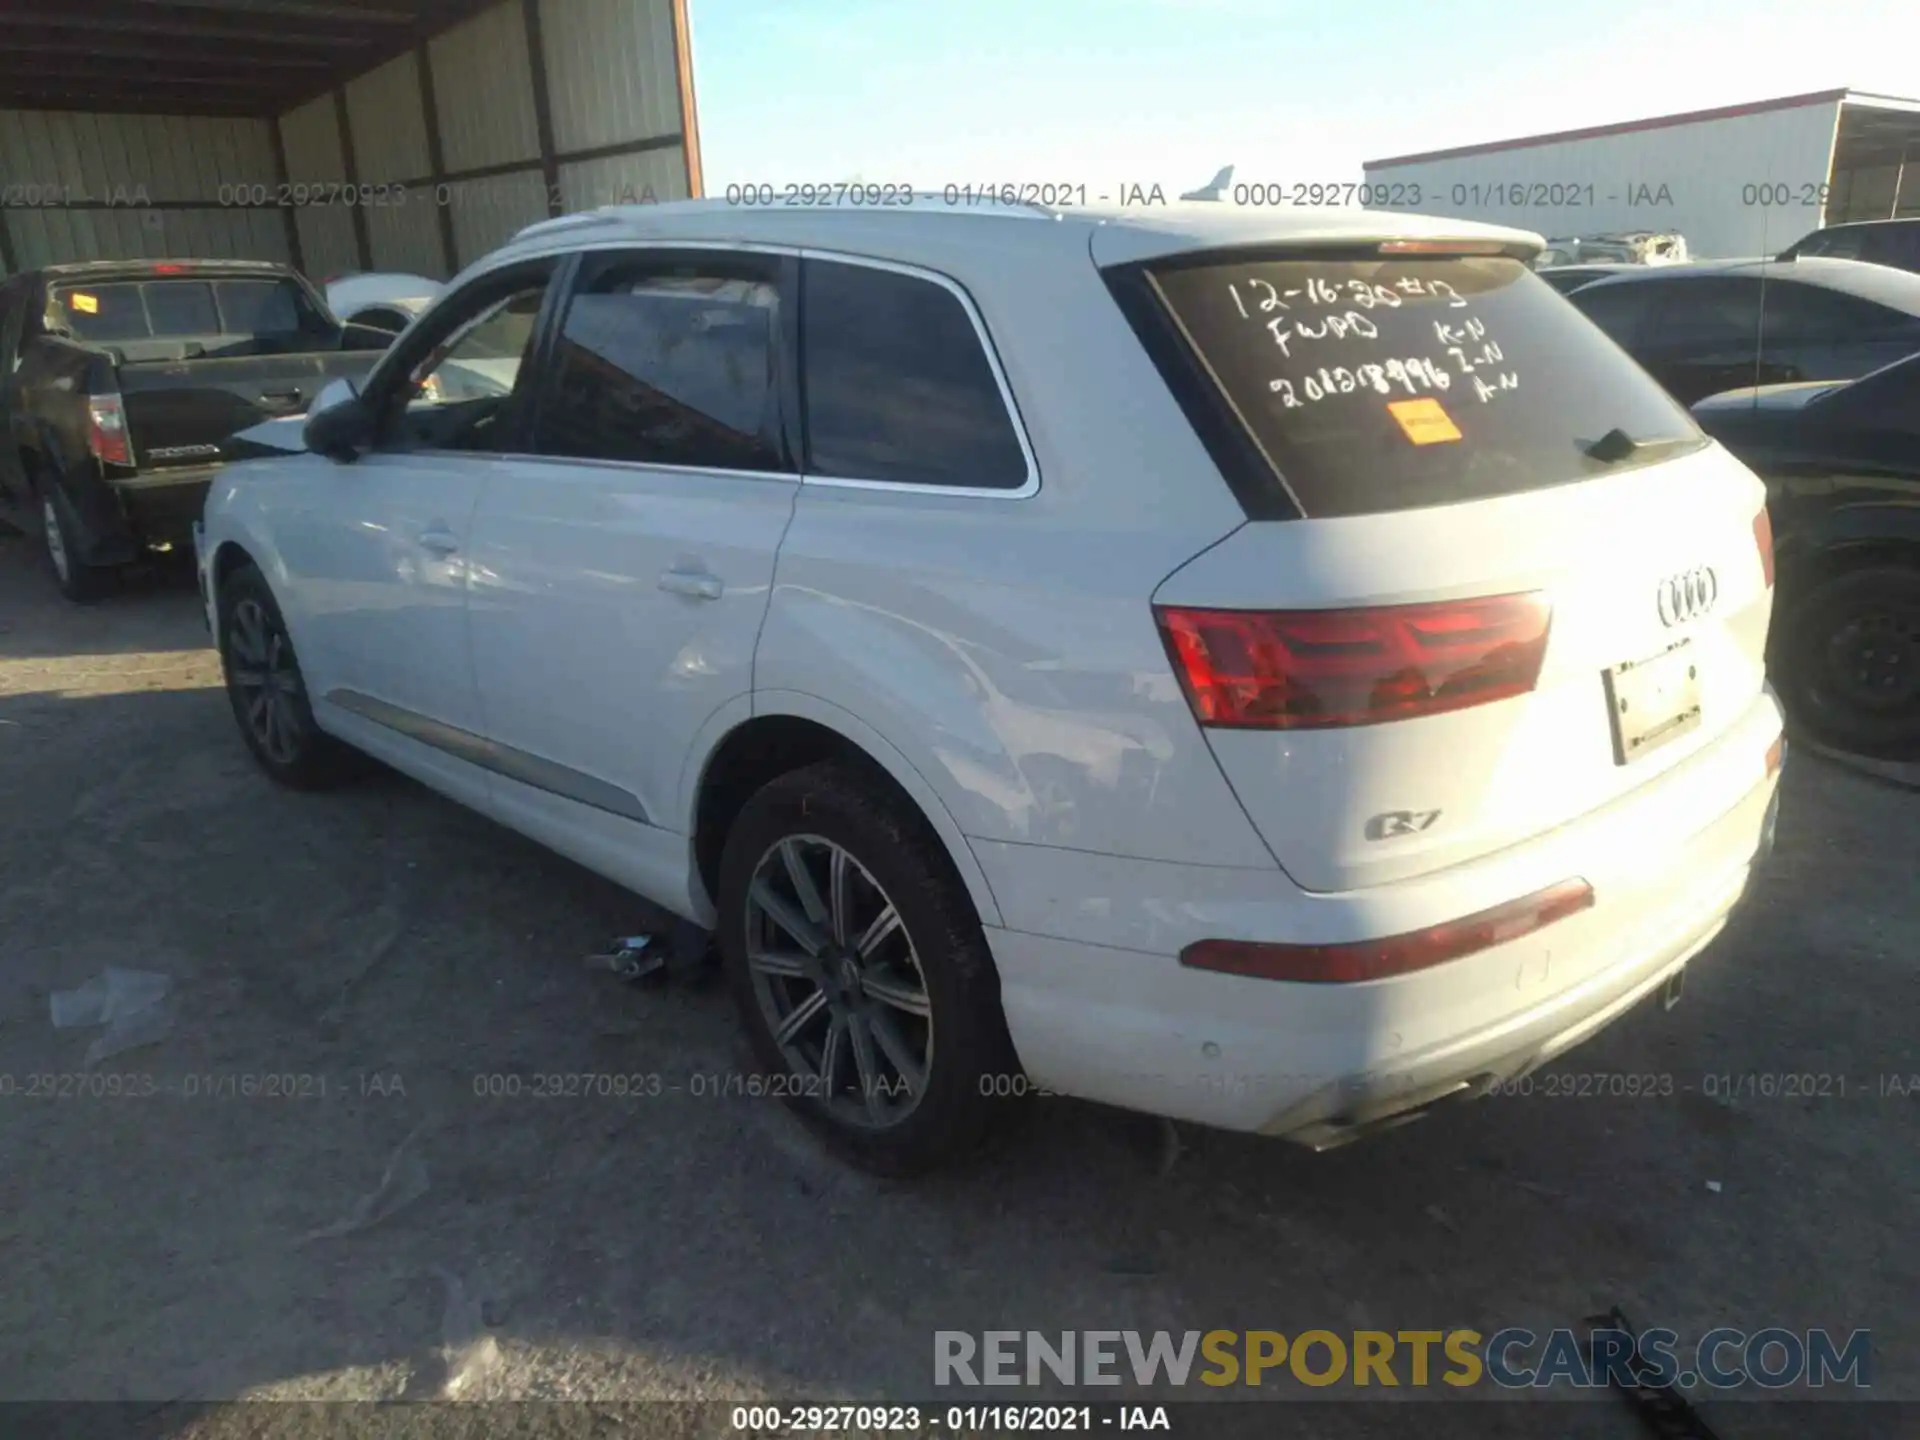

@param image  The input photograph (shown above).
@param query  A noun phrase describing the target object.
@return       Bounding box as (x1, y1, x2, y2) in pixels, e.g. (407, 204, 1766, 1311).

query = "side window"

(1800, 228, 1862, 261)
(1569, 283, 1652, 346)
(1864, 225, 1920, 272)
(376, 261, 555, 454)
(532, 253, 787, 472)
(413, 291, 543, 403)
(801, 259, 1030, 490)
(1651, 279, 1761, 351)
(1828, 356, 1920, 430)
(1768, 283, 1920, 345)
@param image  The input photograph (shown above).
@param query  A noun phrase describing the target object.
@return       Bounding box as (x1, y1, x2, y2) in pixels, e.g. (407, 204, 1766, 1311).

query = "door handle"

(259, 388, 305, 410)
(658, 568, 723, 600)
(417, 526, 460, 556)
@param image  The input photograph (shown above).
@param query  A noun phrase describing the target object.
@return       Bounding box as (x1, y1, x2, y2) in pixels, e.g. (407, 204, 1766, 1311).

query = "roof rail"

(510, 210, 625, 243)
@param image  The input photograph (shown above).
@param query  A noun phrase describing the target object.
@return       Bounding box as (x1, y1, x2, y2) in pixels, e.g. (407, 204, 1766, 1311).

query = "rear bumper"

(979, 688, 1785, 1140)
(112, 466, 219, 551)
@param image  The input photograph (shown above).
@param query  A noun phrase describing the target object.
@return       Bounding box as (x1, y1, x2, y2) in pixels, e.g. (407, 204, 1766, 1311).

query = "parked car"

(324, 272, 442, 333)
(1535, 263, 1638, 295)
(195, 199, 1783, 1173)
(1567, 257, 1920, 407)
(1536, 232, 1689, 268)
(1693, 353, 1920, 758)
(1777, 217, 1920, 274)
(0, 260, 391, 601)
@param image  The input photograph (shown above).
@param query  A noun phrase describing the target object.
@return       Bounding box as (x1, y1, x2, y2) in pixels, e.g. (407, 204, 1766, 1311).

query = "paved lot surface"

(0, 519, 1912, 1438)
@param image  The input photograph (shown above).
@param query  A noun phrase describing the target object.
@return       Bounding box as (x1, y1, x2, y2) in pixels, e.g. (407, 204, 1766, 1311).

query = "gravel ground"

(0, 518, 1912, 1439)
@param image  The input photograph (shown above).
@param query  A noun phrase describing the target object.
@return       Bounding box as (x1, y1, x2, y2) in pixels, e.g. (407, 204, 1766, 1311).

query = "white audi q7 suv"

(196, 197, 1784, 1173)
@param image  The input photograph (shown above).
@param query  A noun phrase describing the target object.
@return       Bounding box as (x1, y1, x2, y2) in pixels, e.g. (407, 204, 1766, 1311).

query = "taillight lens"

(1753, 506, 1775, 588)
(1180, 878, 1594, 984)
(1156, 592, 1551, 730)
(86, 394, 133, 466)
(1765, 733, 1785, 777)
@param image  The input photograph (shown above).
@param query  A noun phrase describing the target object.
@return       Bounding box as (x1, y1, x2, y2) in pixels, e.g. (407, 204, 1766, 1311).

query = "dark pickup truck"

(0, 259, 391, 600)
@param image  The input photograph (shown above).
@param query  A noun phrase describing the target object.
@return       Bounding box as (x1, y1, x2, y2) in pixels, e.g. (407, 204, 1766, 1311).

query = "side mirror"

(303, 377, 372, 463)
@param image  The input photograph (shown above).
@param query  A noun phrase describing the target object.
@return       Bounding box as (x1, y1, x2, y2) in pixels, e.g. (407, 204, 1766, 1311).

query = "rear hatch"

(50, 272, 387, 472)
(1118, 243, 1775, 893)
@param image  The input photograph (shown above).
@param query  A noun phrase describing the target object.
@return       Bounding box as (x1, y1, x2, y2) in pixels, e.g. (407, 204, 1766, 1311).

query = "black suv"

(1566, 257, 1920, 407)
(1778, 218, 1920, 274)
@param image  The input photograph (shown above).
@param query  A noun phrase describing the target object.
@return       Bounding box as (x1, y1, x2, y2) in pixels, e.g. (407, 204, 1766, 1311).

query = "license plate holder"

(1604, 641, 1702, 765)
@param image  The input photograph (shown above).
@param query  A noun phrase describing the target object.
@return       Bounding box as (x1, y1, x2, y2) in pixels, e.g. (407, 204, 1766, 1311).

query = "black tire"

(216, 562, 363, 789)
(716, 761, 1019, 1175)
(1778, 563, 1920, 762)
(38, 487, 113, 604)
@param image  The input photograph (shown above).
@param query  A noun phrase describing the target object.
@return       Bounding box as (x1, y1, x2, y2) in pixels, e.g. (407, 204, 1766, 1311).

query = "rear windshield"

(1144, 254, 1703, 519)
(52, 277, 333, 346)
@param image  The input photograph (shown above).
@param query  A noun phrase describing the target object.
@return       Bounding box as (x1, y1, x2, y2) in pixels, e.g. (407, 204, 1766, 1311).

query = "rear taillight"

(1155, 592, 1551, 730)
(1180, 878, 1594, 984)
(1765, 733, 1785, 777)
(1753, 506, 1775, 588)
(86, 394, 133, 467)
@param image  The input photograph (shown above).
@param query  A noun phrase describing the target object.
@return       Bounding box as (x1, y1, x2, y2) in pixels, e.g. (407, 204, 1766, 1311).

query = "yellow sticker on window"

(67, 292, 100, 314)
(1387, 396, 1462, 445)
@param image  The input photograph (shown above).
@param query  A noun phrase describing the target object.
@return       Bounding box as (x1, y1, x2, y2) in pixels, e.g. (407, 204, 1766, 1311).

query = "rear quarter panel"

(753, 232, 1274, 868)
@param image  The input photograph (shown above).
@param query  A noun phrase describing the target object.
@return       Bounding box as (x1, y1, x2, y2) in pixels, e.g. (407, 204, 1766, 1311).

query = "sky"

(686, 0, 1918, 194)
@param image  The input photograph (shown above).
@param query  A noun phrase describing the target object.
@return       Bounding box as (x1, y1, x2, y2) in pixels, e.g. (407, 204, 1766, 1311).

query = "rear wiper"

(1582, 428, 1695, 464)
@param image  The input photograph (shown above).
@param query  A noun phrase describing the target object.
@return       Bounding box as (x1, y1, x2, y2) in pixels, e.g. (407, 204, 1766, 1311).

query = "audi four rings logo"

(1657, 566, 1718, 626)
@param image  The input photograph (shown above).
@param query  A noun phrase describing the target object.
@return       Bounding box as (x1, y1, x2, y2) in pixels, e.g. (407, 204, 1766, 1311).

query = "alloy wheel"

(743, 834, 934, 1129)
(227, 597, 305, 765)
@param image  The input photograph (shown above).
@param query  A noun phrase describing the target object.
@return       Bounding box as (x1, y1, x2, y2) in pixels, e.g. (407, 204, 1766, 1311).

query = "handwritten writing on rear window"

(1222, 273, 1521, 409)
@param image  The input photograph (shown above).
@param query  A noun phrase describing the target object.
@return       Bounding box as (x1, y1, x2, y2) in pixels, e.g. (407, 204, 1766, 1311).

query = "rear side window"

(1141, 254, 1701, 519)
(801, 259, 1030, 490)
(1761, 282, 1917, 344)
(1873, 225, 1920, 270)
(535, 255, 787, 473)
(1797, 228, 1863, 260)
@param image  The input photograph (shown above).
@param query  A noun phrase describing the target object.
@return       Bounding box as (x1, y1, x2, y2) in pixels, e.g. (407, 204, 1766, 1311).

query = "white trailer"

(0, 0, 703, 283)
(1363, 89, 1920, 261)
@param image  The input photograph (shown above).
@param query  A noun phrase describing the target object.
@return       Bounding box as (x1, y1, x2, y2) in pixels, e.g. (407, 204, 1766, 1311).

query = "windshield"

(1142, 253, 1704, 518)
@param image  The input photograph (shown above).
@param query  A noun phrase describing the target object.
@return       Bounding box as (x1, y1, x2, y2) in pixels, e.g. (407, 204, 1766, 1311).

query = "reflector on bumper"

(1180, 878, 1595, 984)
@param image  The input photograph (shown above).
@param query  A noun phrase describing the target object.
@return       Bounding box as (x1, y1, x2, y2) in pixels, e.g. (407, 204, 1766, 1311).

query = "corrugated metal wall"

(277, 96, 358, 284)
(274, 0, 695, 282)
(0, 111, 288, 276)
(543, 0, 683, 156)
(1364, 102, 1842, 260)
(0, 0, 696, 282)
(432, 2, 543, 174)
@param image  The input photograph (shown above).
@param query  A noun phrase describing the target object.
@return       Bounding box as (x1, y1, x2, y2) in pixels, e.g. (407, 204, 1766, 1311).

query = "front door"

(278, 259, 561, 765)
